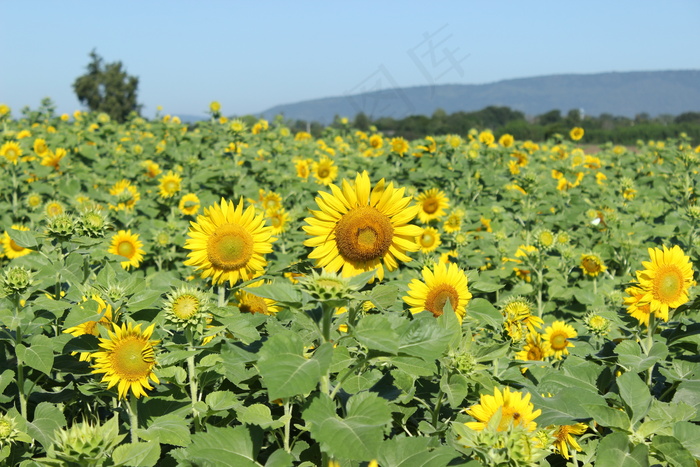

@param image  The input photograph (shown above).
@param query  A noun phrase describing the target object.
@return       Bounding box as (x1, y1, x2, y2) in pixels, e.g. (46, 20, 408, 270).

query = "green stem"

(329, 357, 368, 399)
(431, 387, 444, 428)
(646, 314, 656, 387)
(128, 395, 139, 443)
(283, 400, 292, 453)
(218, 285, 226, 307)
(321, 304, 333, 343)
(536, 268, 544, 318)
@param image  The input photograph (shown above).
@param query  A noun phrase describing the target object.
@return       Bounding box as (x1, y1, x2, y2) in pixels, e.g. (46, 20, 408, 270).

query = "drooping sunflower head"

(158, 171, 182, 199)
(163, 285, 211, 328)
(91, 321, 160, 399)
(542, 321, 577, 359)
(465, 386, 541, 432)
(415, 188, 450, 224)
(303, 171, 423, 281)
(108, 230, 145, 270)
(184, 198, 275, 286)
(403, 261, 472, 321)
(580, 253, 606, 277)
(635, 245, 695, 318)
(416, 226, 441, 253)
(233, 280, 280, 315)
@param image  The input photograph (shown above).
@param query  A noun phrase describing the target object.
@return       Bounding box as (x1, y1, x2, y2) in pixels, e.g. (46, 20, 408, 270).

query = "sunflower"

(141, 159, 161, 178)
(2, 225, 33, 259)
(108, 179, 140, 211)
(0, 141, 22, 164)
(390, 137, 409, 156)
(552, 423, 587, 459)
(416, 226, 441, 253)
(258, 190, 283, 211)
(443, 209, 464, 233)
(312, 156, 337, 186)
(580, 253, 606, 277)
(266, 208, 290, 235)
(415, 188, 450, 223)
(369, 134, 383, 149)
(303, 171, 423, 281)
(178, 193, 200, 216)
(403, 261, 472, 321)
(624, 285, 654, 326)
(233, 280, 280, 315)
(542, 321, 577, 359)
(184, 198, 275, 286)
(158, 171, 182, 199)
(570, 127, 584, 141)
(63, 295, 114, 361)
(633, 245, 695, 320)
(499, 133, 515, 148)
(90, 322, 160, 399)
(295, 159, 312, 179)
(33, 138, 49, 157)
(108, 230, 145, 270)
(44, 201, 65, 218)
(515, 332, 549, 365)
(162, 285, 210, 328)
(465, 386, 541, 432)
(40, 148, 66, 170)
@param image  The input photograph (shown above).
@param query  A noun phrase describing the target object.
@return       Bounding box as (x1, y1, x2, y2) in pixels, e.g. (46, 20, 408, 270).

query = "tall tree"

(73, 50, 141, 122)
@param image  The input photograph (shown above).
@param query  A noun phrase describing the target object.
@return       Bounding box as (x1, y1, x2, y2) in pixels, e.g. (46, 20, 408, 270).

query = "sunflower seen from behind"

(90, 322, 160, 399)
(403, 261, 472, 322)
(184, 198, 275, 286)
(303, 171, 423, 281)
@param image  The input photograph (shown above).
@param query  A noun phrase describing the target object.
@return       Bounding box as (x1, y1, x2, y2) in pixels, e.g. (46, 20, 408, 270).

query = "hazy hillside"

(259, 70, 700, 124)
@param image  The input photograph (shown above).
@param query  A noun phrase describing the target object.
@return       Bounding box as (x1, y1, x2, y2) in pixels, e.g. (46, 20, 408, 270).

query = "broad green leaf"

(62, 300, 102, 329)
(257, 331, 333, 400)
(264, 449, 294, 467)
(651, 435, 695, 467)
(26, 402, 66, 449)
(672, 381, 700, 417)
(391, 356, 436, 377)
(6, 228, 39, 249)
(466, 298, 502, 329)
(616, 340, 667, 373)
(530, 388, 604, 426)
(158, 349, 199, 366)
(31, 295, 71, 319)
(397, 315, 451, 360)
(583, 404, 632, 432)
(368, 284, 399, 310)
(216, 310, 262, 344)
(236, 403, 287, 429)
(184, 425, 258, 467)
(0, 370, 15, 403)
(354, 315, 399, 354)
(303, 392, 391, 461)
(16, 335, 54, 375)
(440, 373, 469, 407)
(378, 436, 459, 467)
(617, 372, 652, 424)
(245, 281, 301, 304)
(136, 414, 191, 447)
(595, 432, 649, 467)
(673, 421, 700, 458)
(112, 442, 161, 466)
(206, 391, 238, 412)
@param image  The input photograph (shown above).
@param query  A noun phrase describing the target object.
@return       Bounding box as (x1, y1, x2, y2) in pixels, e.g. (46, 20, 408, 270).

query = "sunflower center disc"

(239, 294, 268, 315)
(422, 198, 439, 214)
(656, 266, 682, 302)
(551, 332, 568, 350)
(527, 346, 543, 360)
(425, 284, 458, 317)
(117, 240, 135, 258)
(111, 338, 151, 380)
(583, 258, 600, 273)
(165, 181, 178, 193)
(335, 206, 394, 263)
(318, 167, 330, 178)
(174, 295, 198, 320)
(207, 223, 254, 271)
(420, 233, 435, 248)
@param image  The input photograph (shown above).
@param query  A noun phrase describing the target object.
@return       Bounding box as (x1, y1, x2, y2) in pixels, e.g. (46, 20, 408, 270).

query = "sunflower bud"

(78, 210, 108, 237)
(534, 229, 555, 251)
(584, 312, 612, 337)
(3, 266, 32, 294)
(46, 213, 75, 239)
(299, 270, 355, 302)
(50, 417, 125, 465)
(163, 285, 211, 329)
(0, 413, 25, 448)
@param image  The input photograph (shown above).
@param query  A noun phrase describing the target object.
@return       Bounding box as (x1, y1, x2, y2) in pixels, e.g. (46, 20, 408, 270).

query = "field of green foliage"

(1, 102, 700, 466)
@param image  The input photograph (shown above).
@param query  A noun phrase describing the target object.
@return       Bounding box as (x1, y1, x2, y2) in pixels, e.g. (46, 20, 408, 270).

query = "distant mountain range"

(257, 70, 700, 124)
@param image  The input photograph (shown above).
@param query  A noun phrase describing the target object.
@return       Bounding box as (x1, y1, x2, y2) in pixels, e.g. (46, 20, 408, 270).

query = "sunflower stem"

(431, 387, 444, 428)
(646, 314, 656, 387)
(217, 285, 226, 307)
(13, 296, 27, 420)
(127, 395, 139, 443)
(283, 400, 292, 453)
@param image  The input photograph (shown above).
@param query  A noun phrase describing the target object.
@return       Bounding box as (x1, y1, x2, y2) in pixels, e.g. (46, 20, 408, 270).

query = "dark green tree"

(73, 50, 141, 122)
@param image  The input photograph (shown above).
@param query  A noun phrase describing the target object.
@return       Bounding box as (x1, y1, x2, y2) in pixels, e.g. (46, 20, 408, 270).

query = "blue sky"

(1, 0, 699, 118)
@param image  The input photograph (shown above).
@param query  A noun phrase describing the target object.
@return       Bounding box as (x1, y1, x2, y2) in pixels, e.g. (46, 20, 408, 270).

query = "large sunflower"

(634, 245, 695, 320)
(403, 261, 472, 321)
(184, 198, 274, 286)
(415, 188, 450, 223)
(2, 225, 33, 259)
(1, 141, 22, 164)
(465, 386, 541, 432)
(303, 171, 423, 281)
(91, 322, 160, 399)
(108, 230, 145, 270)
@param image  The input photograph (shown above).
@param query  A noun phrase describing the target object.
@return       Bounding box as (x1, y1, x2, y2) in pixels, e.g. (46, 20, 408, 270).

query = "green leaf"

(303, 392, 391, 461)
(216, 310, 262, 344)
(257, 331, 333, 400)
(0, 370, 15, 403)
(674, 421, 700, 458)
(595, 432, 649, 467)
(112, 442, 161, 466)
(136, 414, 191, 447)
(672, 380, 700, 417)
(397, 315, 451, 360)
(471, 280, 503, 293)
(616, 340, 667, 373)
(245, 281, 301, 304)
(26, 402, 66, 449)
(617, 372, 652, 424)
(354, 315, 399, 354)
(368, 284, 399, 310)
(377, 436, 459, 466)
(6, 228, 39, 249)
(583, 404, 632, 432)
(264, 449, 294, 467)
(531, 388, 605, 426)
(236, 403, 287, 429)
(16, 335, 54, 375)
(651, 435, 696, 467)
(440, 373, 469, 407)
(391, 356, 436, 377)
(466, 298, 502, 329)
(185, 426, 258, 467)
(206, 391, 239, 412)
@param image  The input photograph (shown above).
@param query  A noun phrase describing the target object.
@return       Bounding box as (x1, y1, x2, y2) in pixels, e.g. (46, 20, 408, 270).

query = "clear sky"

(1, 0, 699, 119)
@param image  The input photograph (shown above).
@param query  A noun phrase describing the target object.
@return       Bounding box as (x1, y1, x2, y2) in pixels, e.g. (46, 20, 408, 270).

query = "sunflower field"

(1, 103, 700, 466)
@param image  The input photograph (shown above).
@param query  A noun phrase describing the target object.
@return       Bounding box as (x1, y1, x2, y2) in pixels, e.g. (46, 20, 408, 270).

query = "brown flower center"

(424, 284, 459, 317)
(335, 206, 394, 263)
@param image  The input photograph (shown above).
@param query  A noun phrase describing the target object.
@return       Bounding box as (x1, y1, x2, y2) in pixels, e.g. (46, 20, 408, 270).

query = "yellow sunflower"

(403, 261, 472, 321)
(33, 138, 49, 157)
(634, 245, 695, 320)
(142, 159, 161, 178)
(570, 127, 584, 141)
(465, 386, 541, 432)
(0, 141, 22, 164)
(259, 190, 283, 211)
(515, 332, 549, 365)
(163, 285, 210, 327)
(63, 295, 114, 361)
(266, 208, 290, 235)
(2, 225, 33, 259)
(580, 253, 606, 277)
(158, 171, 182, 199)
(415, 188, 450, 223)
(303, 171, 423, 281)
(312, 156, 338, 186)
(294, 159, 312, 179)
(108, 230, 145, 270)
(184, 198, 275, 286)
(552, 423, 587, 459)
(45, 201, 64, 217)
(416, 226, 441, 253)
(542, 321, 577, 359)
(233, 280, 280, 315)
(624, 285, 655, 326)
(443, 209, 464, 233)
(390, 137, 409, 156)
(108, 179, 140, 211)
(90, 322, 160, 399)
(178, 193, 200, 216)
(40, 148, 66, 170)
